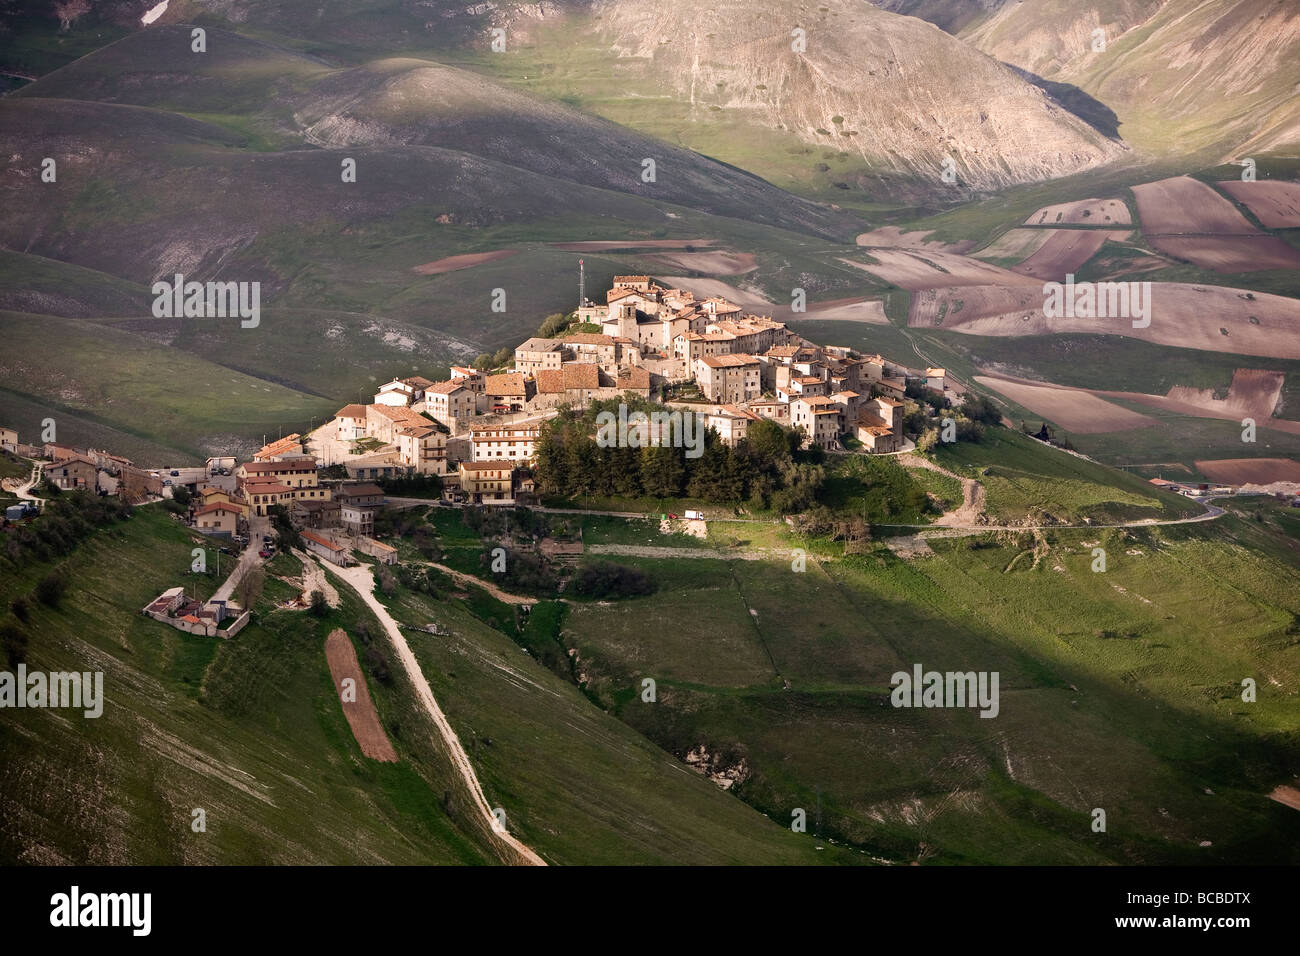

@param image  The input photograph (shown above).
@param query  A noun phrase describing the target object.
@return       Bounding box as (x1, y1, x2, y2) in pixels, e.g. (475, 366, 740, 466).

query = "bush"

(10, 597, 29, 622)
(35, 571, 67, 608)
(309, 590, 329, 617)
(0, 622, 28, 666)
(571, 562, 655, 599)
(363, 644, 392, 684)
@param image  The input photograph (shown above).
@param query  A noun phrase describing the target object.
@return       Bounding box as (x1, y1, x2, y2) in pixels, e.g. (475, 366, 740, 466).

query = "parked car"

(170, 470, 179, 477)
(258, 549, 272, 559)
(667, 513, 678, 520)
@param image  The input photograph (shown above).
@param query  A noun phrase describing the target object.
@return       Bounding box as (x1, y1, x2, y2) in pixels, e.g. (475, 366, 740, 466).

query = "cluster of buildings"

(312, 277, 964, 504)
(37, 443, 165, 502)
(2, 278, 962, 539)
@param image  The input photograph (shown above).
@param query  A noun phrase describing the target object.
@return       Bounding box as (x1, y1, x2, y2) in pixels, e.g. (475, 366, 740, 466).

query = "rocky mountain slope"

(584, 0, 1125, 190)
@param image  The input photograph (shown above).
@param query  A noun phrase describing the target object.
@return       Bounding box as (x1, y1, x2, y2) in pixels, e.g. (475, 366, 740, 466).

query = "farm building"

(302, 531, 355, 567)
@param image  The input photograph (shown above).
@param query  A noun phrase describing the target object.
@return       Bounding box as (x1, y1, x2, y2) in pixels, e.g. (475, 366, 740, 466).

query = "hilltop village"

(316, 275, 962, 506)
(1, 277, 969, 570)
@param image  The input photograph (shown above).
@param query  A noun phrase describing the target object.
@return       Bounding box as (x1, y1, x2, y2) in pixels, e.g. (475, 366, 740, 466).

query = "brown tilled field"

(1147, 236, 1300, 272)
(1194, 458, 1300, 485)
(974, 374, 1157, 433)
(855, 226, 977, 253)
(412, 250, 519, 274)
(1088, 374, 1300, 436)
(1216, 180, 1300, 229)
(911, 283, 1300, 359)
(324, 628, 398, 762)
(658, 276, 887, 322)
(1024, 198, 1131, 225)
(1133, 177, 1300, 271)
(973, 228, 1054, 261)
(840, 250, 1039, 290)
(1132, 176, 1258, 234)
(648, 250, 757, 274)
(1010, 229, 1130, 281)
(1163, 368, 1284, 422)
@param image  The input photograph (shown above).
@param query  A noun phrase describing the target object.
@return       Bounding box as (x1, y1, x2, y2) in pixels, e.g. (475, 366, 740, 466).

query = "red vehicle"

(666, 513, 678, 520)
(258, 548, 272, 559)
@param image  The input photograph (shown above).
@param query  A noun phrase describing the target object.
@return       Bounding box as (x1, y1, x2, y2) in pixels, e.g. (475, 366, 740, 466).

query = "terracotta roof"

(874, 397, 904, 407)
(397, 424, 440, 438)
(402, 376, 435, 388)
(335, 403, 369, 419)
(246, 482, 294, 495)
(564, 332, 614, 346)
(369, 404, 427, 423)
(516, 337, 563, 353)
(302, 531, 346, 551)
(699, 353, 758, 368)
(614, 275, 651, 282)
(425, 379, 466, 395)
(617, 366, 651, 389)
(338, 483, 384, 497)
(485, 373, 527, 396)
(460, 460, 514, 472)
(536, 369, 565, 394)
(254, 435, 302, 459)
(717, 404, 760, 420)
(195, 502, 241, 516)
(240, 458, 316, 473)
(562, 364, 600, 390)
(607, 288, 638, 302)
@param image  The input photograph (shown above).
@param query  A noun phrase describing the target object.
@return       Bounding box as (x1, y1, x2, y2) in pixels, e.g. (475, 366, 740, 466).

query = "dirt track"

(899, 453, 986, 526)
(331, 563, 546, 866)
(294, 549, 340, 607)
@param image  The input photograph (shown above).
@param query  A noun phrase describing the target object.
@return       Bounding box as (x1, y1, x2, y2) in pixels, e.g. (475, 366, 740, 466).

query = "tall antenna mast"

(579, 258, 585, 308)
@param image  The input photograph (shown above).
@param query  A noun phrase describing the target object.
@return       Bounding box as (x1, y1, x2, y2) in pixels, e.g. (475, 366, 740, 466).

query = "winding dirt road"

(329, 562, 546, 866)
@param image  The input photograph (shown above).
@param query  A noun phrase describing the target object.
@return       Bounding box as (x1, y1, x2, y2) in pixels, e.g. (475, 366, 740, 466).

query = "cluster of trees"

(911, 393, 1002, 452)
(461, 504, 553, 540)
(479, 545, 556, 593)
(534, 399, 827, 512)
(571, 561, 656, 599)
(378, 473, 443, 499)
(353, 621, 392, 685)
(2, 490, 130, 567)
(393, 562, 450, 599)
(266, 504, 301, 551)
(536, 312, 575, 338)
(472, 347, 514, 371)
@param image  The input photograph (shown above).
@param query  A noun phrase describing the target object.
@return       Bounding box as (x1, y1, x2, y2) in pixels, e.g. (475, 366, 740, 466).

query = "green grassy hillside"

(0, 501, 853, 864)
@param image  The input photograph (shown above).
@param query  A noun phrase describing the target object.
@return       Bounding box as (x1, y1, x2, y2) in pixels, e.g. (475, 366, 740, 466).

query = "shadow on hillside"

(1005, 64, 1123, 141)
